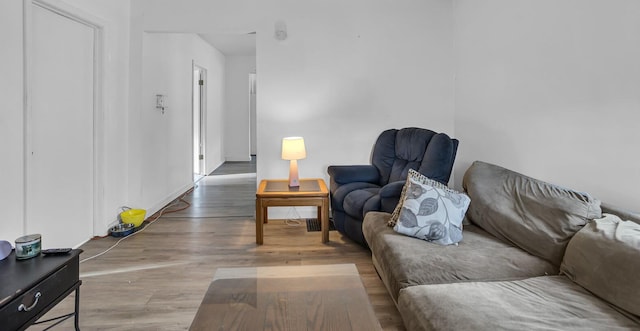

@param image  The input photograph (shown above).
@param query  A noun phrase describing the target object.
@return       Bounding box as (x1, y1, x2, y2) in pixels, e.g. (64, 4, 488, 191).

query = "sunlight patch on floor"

(199, 173, 256, 185)
(81, 261, 190, 278)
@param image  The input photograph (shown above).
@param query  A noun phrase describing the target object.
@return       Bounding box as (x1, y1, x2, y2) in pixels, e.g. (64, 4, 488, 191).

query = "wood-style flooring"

(31, 161, 405, 330)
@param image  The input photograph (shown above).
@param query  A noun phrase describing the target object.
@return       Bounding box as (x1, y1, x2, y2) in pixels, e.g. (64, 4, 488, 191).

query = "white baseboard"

(145, 182, 195, 220)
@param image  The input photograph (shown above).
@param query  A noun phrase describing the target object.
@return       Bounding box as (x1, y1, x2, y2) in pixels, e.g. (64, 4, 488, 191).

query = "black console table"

(0, 249, 82, 330)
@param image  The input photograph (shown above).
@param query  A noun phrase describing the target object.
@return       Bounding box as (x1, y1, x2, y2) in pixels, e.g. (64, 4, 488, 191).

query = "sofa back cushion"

(463, 161, 602, 266)
(561, 214, 640, 317)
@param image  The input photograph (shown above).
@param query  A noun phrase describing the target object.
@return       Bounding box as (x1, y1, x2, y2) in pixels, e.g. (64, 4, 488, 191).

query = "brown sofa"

(363, 161, 640, 330)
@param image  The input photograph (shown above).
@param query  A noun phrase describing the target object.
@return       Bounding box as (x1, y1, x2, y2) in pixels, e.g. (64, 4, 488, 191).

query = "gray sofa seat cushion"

(398, 276, 640, 331)
(362, 211, 557, 303)
(463, 161, 602, 266)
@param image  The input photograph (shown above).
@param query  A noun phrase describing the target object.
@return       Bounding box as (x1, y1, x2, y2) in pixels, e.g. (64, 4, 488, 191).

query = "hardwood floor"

(32, 161, 405, 330)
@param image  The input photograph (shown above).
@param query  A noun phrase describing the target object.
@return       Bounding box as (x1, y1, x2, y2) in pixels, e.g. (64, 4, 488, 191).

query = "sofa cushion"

(363, 211, 558, 303)
(393, 171, 470, 245)
(397, 276, 640, 331)
(463, 161, 602, 266)
(561, 214, 640, 317)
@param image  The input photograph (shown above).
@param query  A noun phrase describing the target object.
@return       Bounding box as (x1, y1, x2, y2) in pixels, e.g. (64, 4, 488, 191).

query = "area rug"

(189, 264, 381, 331)
(305, 218, 336, 232)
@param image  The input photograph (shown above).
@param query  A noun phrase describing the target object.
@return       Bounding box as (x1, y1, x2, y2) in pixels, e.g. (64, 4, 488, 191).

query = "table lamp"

(281, 137, 306, 187)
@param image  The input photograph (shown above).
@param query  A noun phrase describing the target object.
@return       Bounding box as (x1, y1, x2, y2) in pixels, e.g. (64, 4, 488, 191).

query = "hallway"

(33, 161, 403, 330)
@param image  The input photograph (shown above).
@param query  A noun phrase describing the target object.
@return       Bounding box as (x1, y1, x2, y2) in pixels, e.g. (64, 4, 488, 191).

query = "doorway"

(193, 64, 207, 180)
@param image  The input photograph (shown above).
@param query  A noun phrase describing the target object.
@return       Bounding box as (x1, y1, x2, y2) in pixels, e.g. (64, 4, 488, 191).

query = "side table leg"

(321, 198, 329, 243)
(255, 198, 264, 245)
(264, 207, 268, 224)
(74, 286, 80, 330)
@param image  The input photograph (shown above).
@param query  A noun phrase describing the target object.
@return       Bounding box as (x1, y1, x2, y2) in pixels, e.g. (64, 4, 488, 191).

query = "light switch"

(156, 94, 166, 114)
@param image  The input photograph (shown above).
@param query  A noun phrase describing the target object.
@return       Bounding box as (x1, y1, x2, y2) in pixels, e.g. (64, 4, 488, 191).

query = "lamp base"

(288, 159, 300, 187)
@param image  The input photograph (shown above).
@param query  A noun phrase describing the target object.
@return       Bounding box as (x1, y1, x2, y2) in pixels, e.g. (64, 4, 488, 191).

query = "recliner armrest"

(379, 180, 405, 198)
(327, 165, 379, 184)
(379, 180, 405, 213)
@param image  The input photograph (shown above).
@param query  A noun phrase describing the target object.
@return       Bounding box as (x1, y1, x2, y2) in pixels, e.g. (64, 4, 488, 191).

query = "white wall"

(131, 0, 455, 217)
(6, 0, 634, 246)
(256, 1, 454, 183)
(257, 1, 455, 218)
(0, 0, 130, 244)
(453, 0, 640, 211)
(203, 43, 227, 175)
(138, 33, 225, 211)
(225, 56, 256, 161)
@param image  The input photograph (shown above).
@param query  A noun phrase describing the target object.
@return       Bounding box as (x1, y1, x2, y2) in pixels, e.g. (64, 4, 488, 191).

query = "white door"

(26, 4, 95, 249)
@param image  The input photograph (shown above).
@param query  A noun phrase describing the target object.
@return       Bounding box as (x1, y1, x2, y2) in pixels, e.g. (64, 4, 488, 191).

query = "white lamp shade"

(281, 137, 307, 160)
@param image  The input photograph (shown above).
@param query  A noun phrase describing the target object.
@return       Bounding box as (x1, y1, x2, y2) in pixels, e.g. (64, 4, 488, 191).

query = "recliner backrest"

(371, 127, 458, 186)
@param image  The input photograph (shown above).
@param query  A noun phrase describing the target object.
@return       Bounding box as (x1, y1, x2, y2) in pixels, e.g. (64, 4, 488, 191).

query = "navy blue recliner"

(327, 127, 459, 246)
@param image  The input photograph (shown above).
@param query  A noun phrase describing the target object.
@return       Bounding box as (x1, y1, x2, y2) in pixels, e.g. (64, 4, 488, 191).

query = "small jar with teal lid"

(15, 234, 42, 260)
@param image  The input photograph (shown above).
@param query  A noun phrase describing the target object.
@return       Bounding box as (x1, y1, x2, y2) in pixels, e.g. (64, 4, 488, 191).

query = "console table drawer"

(0, 256, 79, 330)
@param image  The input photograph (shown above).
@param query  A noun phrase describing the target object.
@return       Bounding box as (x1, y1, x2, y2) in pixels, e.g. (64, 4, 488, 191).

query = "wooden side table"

(255, 178, 330, 245)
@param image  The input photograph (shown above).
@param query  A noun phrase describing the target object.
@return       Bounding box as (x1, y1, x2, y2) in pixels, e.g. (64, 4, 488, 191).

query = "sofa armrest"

(327, 165, 379, 184)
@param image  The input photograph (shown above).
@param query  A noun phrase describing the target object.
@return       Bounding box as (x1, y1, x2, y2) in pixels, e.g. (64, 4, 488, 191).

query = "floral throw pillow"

(393, 171, 471, 245)
(388, 169, 451, 227)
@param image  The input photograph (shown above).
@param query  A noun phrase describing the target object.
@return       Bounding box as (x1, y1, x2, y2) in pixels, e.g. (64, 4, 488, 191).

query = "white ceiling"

(198, 33, 256, 56)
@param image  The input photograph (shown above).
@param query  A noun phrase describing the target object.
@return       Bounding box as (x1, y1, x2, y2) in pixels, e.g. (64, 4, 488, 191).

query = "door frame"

(23, 0, 105, 238)
(192, 62, 207, 178)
